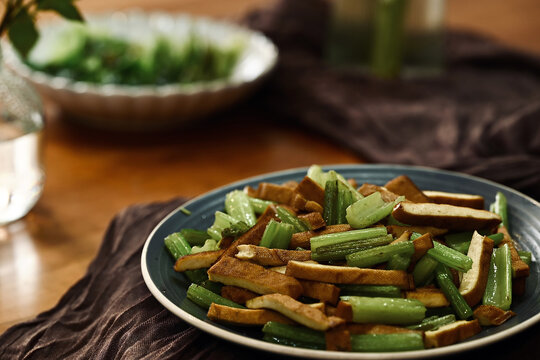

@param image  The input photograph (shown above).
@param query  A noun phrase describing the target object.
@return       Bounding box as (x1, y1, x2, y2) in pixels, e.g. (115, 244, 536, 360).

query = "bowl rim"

(2, 9, 279, 98)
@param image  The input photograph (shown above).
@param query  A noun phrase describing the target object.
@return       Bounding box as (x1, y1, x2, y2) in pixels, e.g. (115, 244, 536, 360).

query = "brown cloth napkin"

(246, 0, 540, 201)
(2, 0, 540, 359)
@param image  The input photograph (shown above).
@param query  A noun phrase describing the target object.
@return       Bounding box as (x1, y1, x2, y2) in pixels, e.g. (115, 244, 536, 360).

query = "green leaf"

(38, 0, 84, 22)
(8, 9, 39, 58)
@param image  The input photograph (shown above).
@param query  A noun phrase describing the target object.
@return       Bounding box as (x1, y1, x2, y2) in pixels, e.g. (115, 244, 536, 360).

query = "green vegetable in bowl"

(26, 23, 242, 85)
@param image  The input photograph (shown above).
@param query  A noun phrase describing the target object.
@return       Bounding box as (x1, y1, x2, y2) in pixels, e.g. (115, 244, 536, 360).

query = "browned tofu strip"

(325, 326, 351, 351)
(405, 287, 450, 308)
(305, 200, 324, 214)
(386, 225, 448, 238)
(392, 202, 501, 231)
(384, 175, 433, 203)
(513, 276, 527, 296)
(334, 301, 353, 322)
(283, 180, 299, 189)
(346, 323, 421, 335)
(295, 176, 325, 206)
(423, 190, 484, 209)
(298, 212, 326, 231)
(290, 193, 308, 211)
(390, 231, 411, 244)
(459, 232, 494, 307)
(299, 280, 341, 305)
(246, 293, 344, 331)
(497, 226, 530, 278)
(243, 185, 258, 198)
(411, 233, 434, 264)
(286, 261, 414, 289)
(473, 305, 516, 326)
(221, 205, 279, 258)
(235, 245, 312, 266)
(424, 320, 481, 348)
(358, 183, 400, 202)
(207, 303, 294, 326)
(257, 182, 295, 204)
(174, 250, 224, 272)
(208, 256, 303, 298)
(289, 224, 352, 249)
(221, 285, 258, 304)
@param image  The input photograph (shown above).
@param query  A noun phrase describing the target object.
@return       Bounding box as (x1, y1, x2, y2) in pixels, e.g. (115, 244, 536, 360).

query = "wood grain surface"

(1, 0, 540, 333)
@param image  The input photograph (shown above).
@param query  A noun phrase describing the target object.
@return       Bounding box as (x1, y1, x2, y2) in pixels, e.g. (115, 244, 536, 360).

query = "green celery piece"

(179, 228, 209, 247)
(186, 284, 244, 310)
(310, 227, 387, 252)
(435, 263, 472, 319)
(221, 221, 250, 238)
(306, 165, 363, 201)
(262, 322, 325, 347)
(276, 206, 310, 233)
(191, 239, 219, 254)
(311, 235, 394, 262)
(492, 191, 509, 229)
(427, 241, 473, 273)
(248, 197, 275, 214)
(406, 314, 456, 331)
(386, 214, 409, 226)
(207, 211, 237, 241)
(338, 284, 402, 298)
(346, 193, 405, 229)
(346, 241, 415, 268)
(412, 254, 439, 287)
(518, 250, 532, 266)
(444, 232, 473, 254)
(351, 333, 424, 352)
(387, 253, 412, 271)
(410, 232, 423, 241)
(259, 219, 294, 249)
(488, 232, 504, 246)
(323, 180, 339, 226)
(337, 180, 355, 224)
(341, 296, 426, 325)
(225, 190, 257, 227)
(483, 244, 512, 310)
(164, 232, 192, 259)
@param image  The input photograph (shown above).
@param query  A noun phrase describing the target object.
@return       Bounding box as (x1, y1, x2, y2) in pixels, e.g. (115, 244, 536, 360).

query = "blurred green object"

(326, 0, 445, 78)
(25, 23, 242, 85)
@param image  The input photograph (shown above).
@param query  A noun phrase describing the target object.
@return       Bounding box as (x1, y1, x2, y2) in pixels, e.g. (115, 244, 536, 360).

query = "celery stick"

(406, 314, 456, 331)
(276, 206, 310, 233)
(262, 322, 325, 347)
(518, 250, 532, 266)
(412, 254, 438, 287)
(346, 193, 404, 229)
(312, 235, 393, 261)
(346, 241, 415, 268)
(225, 190, 256, 227)
(259, 219, 294, 249)
(337, 180, 355, 224)
(339, 284, 402, 298)
(179, 228, 209, 247)
(427, 241, 473, 273)
(445, 232, 504, 254)
(207, 211, 237, 241)
(262, 334, 324, 350)
(492, 191, 509, 229)
(248, 197, 275, 214)
(483, 244, 512, 310)
(187, 284, 245, 309)
(341, 296, 426, 325)
(164, 232, 208, 283)
(387, 253, 411, 271)
(488, 232, 504, 246)
(410, 232, 423, 241)
(351, 333, 424, 352)
(307, 165, 363, 201)
(323, 180, 339, 225)
(435, 264, 472, 319)
(310, 227, 387, 252)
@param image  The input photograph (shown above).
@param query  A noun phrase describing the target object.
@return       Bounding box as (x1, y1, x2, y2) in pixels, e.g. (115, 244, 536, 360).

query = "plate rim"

(141, 164, 540, 359)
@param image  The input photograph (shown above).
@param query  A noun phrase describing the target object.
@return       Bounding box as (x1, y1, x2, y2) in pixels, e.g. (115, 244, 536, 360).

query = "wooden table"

(2, 0, 540, 334)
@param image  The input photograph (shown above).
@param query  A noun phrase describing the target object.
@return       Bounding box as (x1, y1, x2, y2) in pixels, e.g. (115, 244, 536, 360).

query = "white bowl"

(3, 10, 278, 131)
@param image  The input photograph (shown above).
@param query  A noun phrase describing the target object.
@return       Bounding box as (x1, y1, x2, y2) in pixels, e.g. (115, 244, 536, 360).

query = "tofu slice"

(423, 190, 484, 209)
(473, 305, 516, 326)
(221, 285, 258, 304)
(246, 293, 344, 331)
(235, 245, 312, 266)
(384, 175, 433, 203)
(174, 250, 224, 272)
(392, 202, 501, 231)
(405, 287, 450, 308)
(299, 280, 341, 305)
(207, 303, 294, 326)
(459, 231, 495, 307)
(386, 225, 448, 238)
(286, 261, 414, 289)
(424, 319, 481, 348)
(295, 176, 325, 206)
(298, 212, 326, 230)
(497, 226, 530, 278)
(208, 256, 303, 298)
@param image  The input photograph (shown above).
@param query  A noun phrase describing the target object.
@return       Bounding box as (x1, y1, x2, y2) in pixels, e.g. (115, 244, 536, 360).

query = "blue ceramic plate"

(141, 164, 540, 359)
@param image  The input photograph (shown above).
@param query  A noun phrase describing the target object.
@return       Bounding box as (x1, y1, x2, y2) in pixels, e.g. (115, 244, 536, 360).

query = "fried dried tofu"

(392, 202, 501, 231)
(358, 183, 400, 202)
(286, 261, 414, 289)
(207, 303, 294, 326)
(473, 305, 516, 326)
(459, 231, 494, 307)
(235, 245, 312, 266)
(174, 250, 224, 272)
(295, 176, 325, 206)
(386, 225, 448, 238)
(497, 226, 530, 279)
(424, 320, 481, 348)
(405, 287, 450, 308)
(208, 256, 303, 298)
(246, 293, 344, 331)
(221, 285, 258, 304)
(423, 190, 484, 209)
(299, 280, 341, 305)
(384, 175, 433, 203)
(257, 182, 295, 204)
(298, 212, 326, 231)
(325, 326, 351, 351)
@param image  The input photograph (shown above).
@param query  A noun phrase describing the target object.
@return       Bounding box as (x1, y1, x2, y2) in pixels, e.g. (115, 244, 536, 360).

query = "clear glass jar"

(0, 46, 45, 225)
